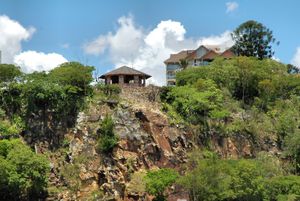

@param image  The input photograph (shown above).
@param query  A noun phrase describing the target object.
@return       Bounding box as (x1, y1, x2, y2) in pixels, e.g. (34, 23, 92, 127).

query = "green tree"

(0, 61, 96, 145)
(179, 151, 285, 201)
(0, 64, 22, 83)
(232, 20, 279, 59)
(257, 79, 276, 109)
(0, 139, 49, 200)
(49, 62, 95, 96)
(176, 57, 288, 103)
(23, 79, 67, 137)
(0, 82, 24, 118)
(167, 79, 224, 125)
(144, 168, 179, 201)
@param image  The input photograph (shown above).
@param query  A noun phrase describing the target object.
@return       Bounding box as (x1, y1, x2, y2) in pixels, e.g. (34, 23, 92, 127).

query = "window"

(167, 71, 176, 79)
(167, 81, 176, 86)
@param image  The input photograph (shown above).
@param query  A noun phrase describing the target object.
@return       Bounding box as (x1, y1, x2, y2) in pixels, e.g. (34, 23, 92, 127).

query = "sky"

(1, 0, 300, 85)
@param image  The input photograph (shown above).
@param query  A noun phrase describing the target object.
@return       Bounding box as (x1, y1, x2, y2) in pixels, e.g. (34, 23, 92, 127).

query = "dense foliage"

(0, 62, 95, 199)
(0, 139, 49, 200)
(144, 168, 179, 201)
(179, 151, 300, 201)
(231, 20, 279, 59)
(284, 130, 300, 173)
(162, 56, 300, 166)
(160, 56, 300, 199)
(164, 57, 300, 140)
(0, 64, 22, 83)
(0, 62, 94, 145)
(175, 57, 294, 103)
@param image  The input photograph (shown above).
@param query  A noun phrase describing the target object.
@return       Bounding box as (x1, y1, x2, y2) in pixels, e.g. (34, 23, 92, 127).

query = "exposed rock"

(105, 99, 119, 108)
(69, 138, 84, 158)
(87, 114, 100, 122)
(79, 167, 95, 181)
(45, 86, 280, 200)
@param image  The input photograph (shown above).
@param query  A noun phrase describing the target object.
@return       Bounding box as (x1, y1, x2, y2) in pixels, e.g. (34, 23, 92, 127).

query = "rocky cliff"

(42, 86, 279, 201)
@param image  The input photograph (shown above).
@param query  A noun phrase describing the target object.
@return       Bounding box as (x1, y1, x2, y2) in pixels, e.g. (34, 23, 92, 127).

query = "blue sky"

(0, 0, 300, 85)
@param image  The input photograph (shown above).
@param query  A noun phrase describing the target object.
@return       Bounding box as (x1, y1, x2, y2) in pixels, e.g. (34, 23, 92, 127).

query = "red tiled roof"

(201, 50, 219, 60)
(185, 50, 197, 60)
(220, 49, 235, 59)
(164, 46, 235, 64)
(185, 45, 221, 60)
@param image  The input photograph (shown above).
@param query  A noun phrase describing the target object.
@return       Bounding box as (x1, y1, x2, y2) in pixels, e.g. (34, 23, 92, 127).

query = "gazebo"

(99, 66, 151, 87)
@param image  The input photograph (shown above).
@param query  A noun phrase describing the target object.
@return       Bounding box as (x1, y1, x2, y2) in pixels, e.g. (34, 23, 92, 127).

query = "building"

(164, 45, 235, 86)
(99, 66, 151, 87)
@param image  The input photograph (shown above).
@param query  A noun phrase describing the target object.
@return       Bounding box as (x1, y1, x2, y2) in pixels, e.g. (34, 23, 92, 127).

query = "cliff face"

(44, 86, 279, 201)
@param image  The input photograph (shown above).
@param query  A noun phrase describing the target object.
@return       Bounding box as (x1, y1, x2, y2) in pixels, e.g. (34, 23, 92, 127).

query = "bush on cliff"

(96, 115, 118, 154)
(144, 168, 179, 201)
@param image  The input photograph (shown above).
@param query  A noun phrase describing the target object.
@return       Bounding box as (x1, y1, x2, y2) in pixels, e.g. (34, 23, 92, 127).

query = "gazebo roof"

(99, 66, 151, 79)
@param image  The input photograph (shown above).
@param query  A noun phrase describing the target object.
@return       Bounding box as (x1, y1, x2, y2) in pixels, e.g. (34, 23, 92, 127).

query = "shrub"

(97, 135, 118, 154)
(96, 83, 121, 97)
(144, 168, 179, 201)
(159, 86, 172, 103)
(127, 170, 147, 194)
(166, 80, 224, 124)
(284, 130, 300, 173)
(61, 163, 81, 192)
(0, 120, 22, 137)
(263, 176, 300, 201)
(96, 116, 118, 154)
(0, 108, 5, 119)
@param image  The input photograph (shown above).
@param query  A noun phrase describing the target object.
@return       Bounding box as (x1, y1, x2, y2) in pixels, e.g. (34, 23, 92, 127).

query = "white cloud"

(83, 15, 144, 60)
(0, 15, 35, 63)
(197, 31, 234, 52)
(291, 47, 300, 68)
(14, 51, 68, 73)
(0, 15, 68, 73)
(226, 2, 239, 13)
(83, 35, 109, 55)
(84, 15, 234, 85)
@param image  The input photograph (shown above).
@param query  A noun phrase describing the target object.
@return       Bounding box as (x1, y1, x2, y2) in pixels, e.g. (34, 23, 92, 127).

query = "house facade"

(164, 45, 235, 86)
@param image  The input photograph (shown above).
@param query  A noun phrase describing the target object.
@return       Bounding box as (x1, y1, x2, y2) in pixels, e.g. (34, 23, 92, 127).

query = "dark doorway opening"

(111, 75, 119, 84)
(124, 75, 134, 84)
